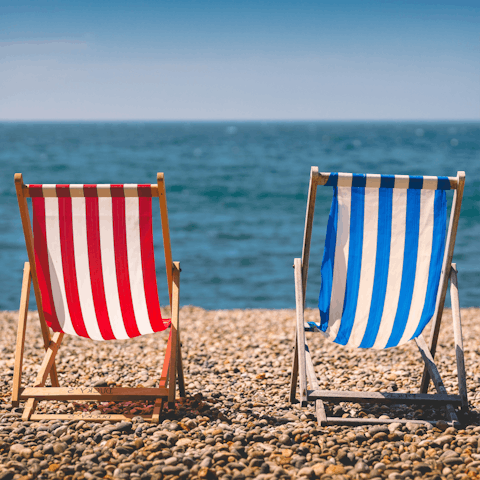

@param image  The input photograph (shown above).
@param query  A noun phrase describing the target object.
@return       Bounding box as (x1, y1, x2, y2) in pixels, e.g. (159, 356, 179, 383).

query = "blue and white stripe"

(315, 173, 448, 350)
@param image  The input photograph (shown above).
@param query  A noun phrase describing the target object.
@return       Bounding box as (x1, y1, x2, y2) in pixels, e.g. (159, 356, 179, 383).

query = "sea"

(0, 121, 479, 311)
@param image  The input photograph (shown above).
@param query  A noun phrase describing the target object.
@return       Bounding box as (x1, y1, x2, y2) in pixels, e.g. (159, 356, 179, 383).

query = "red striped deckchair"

(290, 167, 467, 427)
(12, 173, 184, 423)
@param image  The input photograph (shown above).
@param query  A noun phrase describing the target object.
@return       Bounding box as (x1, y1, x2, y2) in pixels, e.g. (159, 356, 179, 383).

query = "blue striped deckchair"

(290, 167, 467, 426)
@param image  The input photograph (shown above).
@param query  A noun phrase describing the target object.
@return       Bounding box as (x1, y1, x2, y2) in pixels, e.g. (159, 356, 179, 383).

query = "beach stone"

(440, 449, 459, 460)
(388, 422, 402, 433)
(298, 466, 314, 477)
(0, 471, 15, 480)
(325, 464, 345, 474)
(53, 425, 68, 437)
(388, 473, 403, 480)
(354, 461, 369, 473)
(373, 462, 387, 471)
(436, 420, 449, 431)
(443, 456, 464, 466)
(9, 444, 25, 456)
(369, 425, 389, 436)
(177, 437, 192, 447)
(198, 467, 217, 479)
(435, 435, 454, 446)
(405, 422, 421, 432)
(53, 442, 67, 454)
(312, 463, 326, 476)
(162, 465, 183, 475)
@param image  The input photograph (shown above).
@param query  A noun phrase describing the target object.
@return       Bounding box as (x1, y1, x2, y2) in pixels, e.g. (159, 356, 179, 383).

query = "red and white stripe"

(29, 184, 170, 340)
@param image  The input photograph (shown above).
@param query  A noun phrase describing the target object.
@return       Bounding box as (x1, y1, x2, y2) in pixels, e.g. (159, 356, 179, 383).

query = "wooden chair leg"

(12, 262, 31, 407)
(450, 264, 468, 411)
(22, 398, 38, 421)
(168, 262, 180, 408)
(176, 333, 186, 398)
(294, 258, 308, 406)
(304, 340, 327, 425)
(22, 332, 64, 420)
(152, 398, 164, 423)
(315, 400, 327, 426)
(416, 334, 459, 424)
(289, 331, 299, 403)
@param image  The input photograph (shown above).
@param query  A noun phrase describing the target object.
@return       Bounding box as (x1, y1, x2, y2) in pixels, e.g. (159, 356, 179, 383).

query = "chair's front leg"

(12, 262, 31, 406)
(294, 258, 308, 406)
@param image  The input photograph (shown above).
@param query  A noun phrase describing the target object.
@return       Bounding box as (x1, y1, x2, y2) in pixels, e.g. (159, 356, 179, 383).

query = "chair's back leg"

(12, 262, 31, 407)
(450, 264, 468, 411)
(168, 262, 180, 408)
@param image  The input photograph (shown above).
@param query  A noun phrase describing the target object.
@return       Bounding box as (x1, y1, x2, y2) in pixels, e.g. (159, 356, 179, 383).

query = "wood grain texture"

(157, 173, 173, 305)
(301, 166, 319, 306)
(12, 262, 31, 406)
(168, 261, 180, 407)
(30, 413, 158, 422)
(294, 258, 307, 406)
(322, 417, 458, 427)
(307, 389, 462, 406)
(20, 386, 169, 401)
(289, 332, 299, 403)
(304, 340, 327, 424)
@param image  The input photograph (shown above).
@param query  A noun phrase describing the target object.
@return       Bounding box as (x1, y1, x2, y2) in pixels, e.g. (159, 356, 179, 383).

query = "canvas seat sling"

(290, 168, 467, 426)
(13, 173, 184, 423)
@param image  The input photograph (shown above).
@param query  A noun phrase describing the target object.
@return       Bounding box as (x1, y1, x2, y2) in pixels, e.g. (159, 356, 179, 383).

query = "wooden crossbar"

(320, 417, 456, 427)
(307, 390, 462, 406)
(30, 413, 157, 423)
(19, 387, 169, 401)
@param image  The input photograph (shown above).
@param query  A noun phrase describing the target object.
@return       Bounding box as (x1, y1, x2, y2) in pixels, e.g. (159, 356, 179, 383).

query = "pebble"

(1, 306, 480, 479)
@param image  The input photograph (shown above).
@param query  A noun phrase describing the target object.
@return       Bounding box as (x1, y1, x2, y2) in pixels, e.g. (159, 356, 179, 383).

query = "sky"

(1, 0, 479, 121)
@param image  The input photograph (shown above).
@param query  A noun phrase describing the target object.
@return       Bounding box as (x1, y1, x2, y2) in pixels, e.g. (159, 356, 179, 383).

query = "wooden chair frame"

(290, 167, 467, 427)
(12, 173, 185, 423)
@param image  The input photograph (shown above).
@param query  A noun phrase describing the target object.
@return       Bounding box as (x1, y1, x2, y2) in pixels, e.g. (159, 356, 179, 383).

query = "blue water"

(0, 121, 479, 310)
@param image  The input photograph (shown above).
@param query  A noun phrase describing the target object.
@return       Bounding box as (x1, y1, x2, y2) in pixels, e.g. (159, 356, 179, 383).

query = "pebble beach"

(1, 306, 480, 480)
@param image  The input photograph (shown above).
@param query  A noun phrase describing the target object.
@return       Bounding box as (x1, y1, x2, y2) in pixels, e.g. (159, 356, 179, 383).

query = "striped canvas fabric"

(314, 173, 448, 350)
(30, 184, 170, 341)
